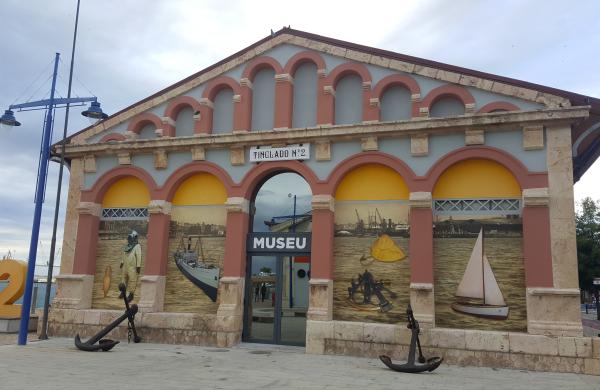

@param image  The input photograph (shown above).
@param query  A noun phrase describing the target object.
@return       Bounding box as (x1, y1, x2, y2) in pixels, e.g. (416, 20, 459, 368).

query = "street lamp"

(0, 52, 107, 345)
(287, 193, 297, 308)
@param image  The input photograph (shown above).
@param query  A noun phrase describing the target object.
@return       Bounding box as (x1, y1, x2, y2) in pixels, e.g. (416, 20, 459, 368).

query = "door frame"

(243, 251, 310, 345)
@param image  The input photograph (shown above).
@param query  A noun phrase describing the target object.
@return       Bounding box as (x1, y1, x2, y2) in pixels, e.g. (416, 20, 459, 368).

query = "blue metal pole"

(289, 195, 296, 308)
(18, 53, 60, 345)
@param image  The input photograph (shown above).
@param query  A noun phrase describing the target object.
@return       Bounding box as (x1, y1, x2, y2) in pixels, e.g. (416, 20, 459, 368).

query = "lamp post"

(0, 53, 107, 345)
(287, 193, 297, 308)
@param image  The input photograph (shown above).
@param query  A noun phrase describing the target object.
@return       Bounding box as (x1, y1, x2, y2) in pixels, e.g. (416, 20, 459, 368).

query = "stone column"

(215, 197, 250, 347)
(308, 195, 335, 321)
(408, 192, 435, 327)
(274, 73, 293, 129)
(59, 157, 84, 275)
(54, 201, 101, 309)
(138, 200, 171, 312)
(524, 124, 582, 336)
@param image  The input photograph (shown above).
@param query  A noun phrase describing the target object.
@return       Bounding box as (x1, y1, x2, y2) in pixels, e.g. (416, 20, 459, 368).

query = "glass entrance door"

(244, 254, 309, 345)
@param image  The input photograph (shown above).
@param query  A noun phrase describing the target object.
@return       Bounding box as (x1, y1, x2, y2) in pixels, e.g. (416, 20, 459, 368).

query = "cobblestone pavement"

(0, 338, 599, 390)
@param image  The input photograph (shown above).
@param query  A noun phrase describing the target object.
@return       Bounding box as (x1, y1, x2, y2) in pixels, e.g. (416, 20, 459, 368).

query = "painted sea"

(333, 236, 411, 323)
(434, 236, 527, 332)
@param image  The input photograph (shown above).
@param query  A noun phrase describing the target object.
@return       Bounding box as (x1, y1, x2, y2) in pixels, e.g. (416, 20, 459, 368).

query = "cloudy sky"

(0, 0, 599, 276)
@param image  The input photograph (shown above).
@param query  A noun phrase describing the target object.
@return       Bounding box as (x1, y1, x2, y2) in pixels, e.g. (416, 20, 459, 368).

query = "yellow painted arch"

(335, 164, 409, 201)
(172, 173, 227, 205)
(433, 159, 521, 198)
(102, 177, 151, 207)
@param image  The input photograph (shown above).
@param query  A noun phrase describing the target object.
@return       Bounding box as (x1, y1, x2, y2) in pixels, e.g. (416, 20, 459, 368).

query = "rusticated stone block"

(429, 328, 466, 349)
(361, 136, 378, 151)
(464, 330, 509, 352)
(465, 129, 484, 145)
(83, 155, 96, 173)
(523, 125, 544, 150)
(333, 321, 364, 341)
(154, 149, 168, 170)
(363, 323, 396, 344)
(315, 141, 331, 161)
(191, 146, 205, 161)
(509, 333, 558, 356)
(230, 146, 245, 166)
(584, 358, 600, 375)
(411, 134, 428, 156)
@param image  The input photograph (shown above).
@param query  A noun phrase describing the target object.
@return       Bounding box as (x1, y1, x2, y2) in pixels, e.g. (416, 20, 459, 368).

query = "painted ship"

(451, 228, 509, 320)
(173, 235, 219, 302)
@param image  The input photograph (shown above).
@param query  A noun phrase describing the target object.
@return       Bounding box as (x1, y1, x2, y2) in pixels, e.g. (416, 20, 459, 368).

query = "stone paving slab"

(0, 338, 599, 390)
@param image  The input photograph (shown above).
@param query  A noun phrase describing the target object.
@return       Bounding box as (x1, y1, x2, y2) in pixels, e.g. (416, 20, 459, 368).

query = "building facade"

(49, 28, 600, 373)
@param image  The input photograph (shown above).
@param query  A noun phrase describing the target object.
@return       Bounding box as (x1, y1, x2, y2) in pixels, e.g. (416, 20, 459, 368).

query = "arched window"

(251, 68, 276, 131)
(138, 123, 157, 139)
(174, 106, 195, 137)
(335, 74, 362, 125)
(380, 86, 411, 121)
(212, 88, 234, 134)
(292, 62, 318, 128)
(430, 96, 465, 117)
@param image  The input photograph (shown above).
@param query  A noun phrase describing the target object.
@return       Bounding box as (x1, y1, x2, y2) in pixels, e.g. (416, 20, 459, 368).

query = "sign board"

(247, 232, 311, 253)
(249, 144, 310, 162)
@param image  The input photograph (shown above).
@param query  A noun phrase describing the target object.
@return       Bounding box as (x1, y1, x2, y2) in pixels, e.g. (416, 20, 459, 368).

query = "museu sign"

(247, 232, 311, 253)
(249, 144, 310, 162)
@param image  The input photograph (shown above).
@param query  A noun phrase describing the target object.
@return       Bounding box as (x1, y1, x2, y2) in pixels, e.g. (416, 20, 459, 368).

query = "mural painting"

(333, 164, 411, 323)
(93, 177, 149, 309)
(432, 159, 527, 332)
(163, 173, 227, 313)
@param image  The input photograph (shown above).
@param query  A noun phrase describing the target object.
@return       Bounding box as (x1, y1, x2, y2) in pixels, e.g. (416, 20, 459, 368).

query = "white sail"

(455, 229, 484, 299)
(483, 254, 506, 306)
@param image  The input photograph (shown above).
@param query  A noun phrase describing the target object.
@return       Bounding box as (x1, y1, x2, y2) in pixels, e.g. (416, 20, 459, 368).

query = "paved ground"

(0, 338, 599, 390)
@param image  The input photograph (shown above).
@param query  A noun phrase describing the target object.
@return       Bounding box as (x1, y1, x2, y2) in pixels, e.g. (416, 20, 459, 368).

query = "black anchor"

(75, 283, 141, 351)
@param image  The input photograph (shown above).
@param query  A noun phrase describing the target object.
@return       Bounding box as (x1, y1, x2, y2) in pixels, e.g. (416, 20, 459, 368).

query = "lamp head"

(0, 109, 21, 129)
(81, 101, 108, 124)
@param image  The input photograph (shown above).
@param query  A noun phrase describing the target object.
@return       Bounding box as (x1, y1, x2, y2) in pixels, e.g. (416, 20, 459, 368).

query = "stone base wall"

(45, 309, 241, 347)
(307, 320, 600, 375)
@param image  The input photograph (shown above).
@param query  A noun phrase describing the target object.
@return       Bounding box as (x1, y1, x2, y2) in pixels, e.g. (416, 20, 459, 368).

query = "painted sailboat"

(173, 235, 220, 302)
(451, 228, 509, 320)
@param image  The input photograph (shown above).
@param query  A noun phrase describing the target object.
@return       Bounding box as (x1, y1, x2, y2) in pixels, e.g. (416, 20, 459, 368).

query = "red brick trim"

(283, 51, 326, 75)
(241, 56, 284, 80)
(80, 166, 158, 203)
(418, 84, 475, 112)
(126, 112, 162, 135)
(477, 101, 520, 114)
(99, 133, 126, 142)
(202, 76, 242, 100)
(326, 62, 372, 86)
(163, 96, 204, 136)
(233, 161, 321, 199)
(157, 161, 235, 201)
(422, 146, 547, 193)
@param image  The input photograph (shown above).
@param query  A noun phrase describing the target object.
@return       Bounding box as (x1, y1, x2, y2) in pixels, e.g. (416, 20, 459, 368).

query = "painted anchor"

(379, 304, 443, 373)
(75, 282, 141, 351)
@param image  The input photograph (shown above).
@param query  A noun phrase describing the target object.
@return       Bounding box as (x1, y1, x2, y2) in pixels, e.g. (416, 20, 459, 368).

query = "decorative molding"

(317, 68, 327, 78)
(411, 134, 429, 156)
(369, 97, 380, 107)
(101, 207, 148, 220)
(312, 195, 334, 212)
(523, 125, 545, 150)
(154, 128, 164, 138)
(409, 192, 432, 209)
(230, 146, 245, 166)
(419, 107, 429, 117)
(154, 149, 168, 170)
(434, 198, 520, 215)
(309, 278, 332, 286)
(465, 129, 485, 145)
(225, 197, 250, 214)
(323, 85, 335, 96)
(315, 141, 331, 161)
(147, 200, 172, 215)
(410, 283, 434, 291)
(83, 155, 96, 173)
(465, 102, 476, 114)
(117, 152, 131, 165)
(527, 287, 580, 296)
(275, 73, 293, 84)
(361, 136, 378, 152)
(239, 78, 253, 89)
(161, 116, 176, 126)
(76, 202, 102, 217)
(199, 98, 214, 109)
(362, 81, 372, 91)
(232, 94, 242, 103)
(522, 188, 549, 207)
(410, 93, 421, 102)
(124, 131, 138, 141)
(191, 146, 206, 161)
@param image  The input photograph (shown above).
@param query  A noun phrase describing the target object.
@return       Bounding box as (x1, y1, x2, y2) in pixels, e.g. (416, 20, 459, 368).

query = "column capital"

(409, 192, 432, 208)
(76, 202, 102, 217)
(240, 78, 253, 89)
(199, 97, 214, 109)
(148, 200, 172, 215)
(522, 187, 549, 207)
(312, 194, 334, 212)
(226, 197, 250, 213)
(161, 116, 176, 126)
(275, 73, 293, 84)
